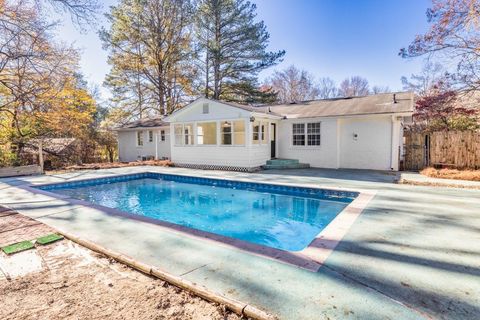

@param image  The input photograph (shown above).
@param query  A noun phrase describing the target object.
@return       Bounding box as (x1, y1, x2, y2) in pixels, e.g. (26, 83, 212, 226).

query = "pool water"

(39, 174, 355, 251)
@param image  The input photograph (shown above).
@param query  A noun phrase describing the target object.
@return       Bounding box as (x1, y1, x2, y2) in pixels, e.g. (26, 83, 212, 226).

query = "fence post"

(38, 140, 44, 173)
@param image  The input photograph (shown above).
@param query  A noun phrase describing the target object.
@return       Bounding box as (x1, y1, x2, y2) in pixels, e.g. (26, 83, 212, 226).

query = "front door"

(270, 123, 276, 158)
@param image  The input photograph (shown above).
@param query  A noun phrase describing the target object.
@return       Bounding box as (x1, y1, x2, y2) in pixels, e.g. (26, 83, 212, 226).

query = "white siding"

(118, 128, 171, 162)
(339, 116, 393, 170)
(277, 118, 339, 168)
(170, 120, 271, 168)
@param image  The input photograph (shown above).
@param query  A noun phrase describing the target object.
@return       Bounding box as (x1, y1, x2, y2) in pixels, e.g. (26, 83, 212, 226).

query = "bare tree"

(338, 76, 370, 97)
(317, 77, 338, 99)
(266, 65, 320, 103)
(371, 85, 391, 94)
(401, 61, 446, 96)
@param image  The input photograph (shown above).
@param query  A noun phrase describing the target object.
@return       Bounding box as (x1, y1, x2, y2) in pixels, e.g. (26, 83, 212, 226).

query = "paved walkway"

(0, 167, 479, 319)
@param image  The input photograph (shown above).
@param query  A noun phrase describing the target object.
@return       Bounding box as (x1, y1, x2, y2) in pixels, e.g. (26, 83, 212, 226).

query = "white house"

(115, 118, 171, 162)
(116, 92, 414, 171)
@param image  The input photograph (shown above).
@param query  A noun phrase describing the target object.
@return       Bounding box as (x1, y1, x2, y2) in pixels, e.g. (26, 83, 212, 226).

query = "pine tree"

(100, 0, 195, 117)
(195, 0, 285, 103)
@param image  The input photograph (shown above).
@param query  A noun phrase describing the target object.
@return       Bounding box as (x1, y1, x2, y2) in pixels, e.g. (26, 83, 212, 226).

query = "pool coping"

(21, 171, 376, 272)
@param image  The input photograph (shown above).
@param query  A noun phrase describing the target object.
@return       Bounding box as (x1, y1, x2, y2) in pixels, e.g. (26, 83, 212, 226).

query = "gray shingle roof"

(116, 92, 414, 129)
(262, 92, 414, 119)
(115, 117, 168, 130)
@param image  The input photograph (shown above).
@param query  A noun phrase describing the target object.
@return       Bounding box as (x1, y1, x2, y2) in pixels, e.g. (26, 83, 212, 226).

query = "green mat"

(36, 234, 64, 245)
(2, 241, 34, 255)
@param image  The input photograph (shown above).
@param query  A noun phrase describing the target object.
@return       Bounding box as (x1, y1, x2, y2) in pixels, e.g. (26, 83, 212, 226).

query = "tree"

(194, 0, 285, 103)
(400, 0, 480, 92)
(401, 61, 447, 96)
(101, 0, 195, 118)
(371, 85, 391, 94)
(414, 85, 478, 131)
(0, 0, 99, 166)
(338, 76, 369, 97)
(317, 77, 338, 99)
(265, 65, 320, 103)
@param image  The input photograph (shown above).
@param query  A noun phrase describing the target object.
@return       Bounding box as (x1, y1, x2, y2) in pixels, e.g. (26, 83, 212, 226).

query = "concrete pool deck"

(1, 167, 479, 319)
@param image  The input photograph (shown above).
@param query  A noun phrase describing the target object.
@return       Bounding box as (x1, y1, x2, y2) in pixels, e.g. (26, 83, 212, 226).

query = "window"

(233, 120, 245, 145)
(184, 124, 194, 145)
(261, 122, 268, 144)
(174, 124, 193, 145)
(160, 130, 165, 142)
(221, 121, 232, 145)
(148, 130, 153, 142)
(197, 122, 217, 145)
(202, 103, 209, 114)
(137, 131, 144, 146)
(252, 121, 260, 144)
(292, 124, 305, 146)
(307, 122, 321, 146)
(174, 125, 183, 145)
(292, 122, 321, 146)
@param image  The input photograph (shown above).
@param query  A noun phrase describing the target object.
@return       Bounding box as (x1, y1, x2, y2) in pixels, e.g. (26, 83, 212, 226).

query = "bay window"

(197, 122, 217, 145)
(174, 124, 194, 145)
(221, 121, 233, 145)
(233, 120, 245, 145)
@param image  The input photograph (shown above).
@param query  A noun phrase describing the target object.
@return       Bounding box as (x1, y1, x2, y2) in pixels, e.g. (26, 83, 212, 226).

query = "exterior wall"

(169, 99, 274, 168)
(277, 118, 339, 168)
(118, 128, 171, 162)
(278, 115, 402, 171)
(170, 119, 272, 168)
(338, 116, 394, 170)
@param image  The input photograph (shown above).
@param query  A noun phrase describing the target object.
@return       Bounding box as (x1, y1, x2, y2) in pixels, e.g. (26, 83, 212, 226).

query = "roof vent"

(202, 103, 209, 114)
(393, 94, 398, 104)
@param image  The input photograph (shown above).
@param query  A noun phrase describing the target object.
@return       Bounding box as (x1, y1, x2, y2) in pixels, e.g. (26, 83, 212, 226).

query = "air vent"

(202, 103, 209, 114)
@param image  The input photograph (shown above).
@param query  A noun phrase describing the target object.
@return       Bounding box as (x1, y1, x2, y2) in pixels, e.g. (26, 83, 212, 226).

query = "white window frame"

(148, 130, 153, 142)
(307, 122, 321, 146)
(160, 130, 166, 142)
(174, 123, 194, 146)
(196, 121, 217, 145)
(292, 123, 305, 146)
(221, 121, 233, 145)
(233, 120, 245, 146)
(136, 131, 144, 147)
(292, 122, 321, 147)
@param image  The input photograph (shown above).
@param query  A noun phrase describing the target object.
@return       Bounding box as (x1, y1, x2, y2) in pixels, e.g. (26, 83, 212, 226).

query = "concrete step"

(263, 163, 310, 170)
(266, 159, 300, 166)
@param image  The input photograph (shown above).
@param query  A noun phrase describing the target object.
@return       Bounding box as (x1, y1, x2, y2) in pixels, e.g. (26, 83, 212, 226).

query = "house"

(115, 117, 171, 162)
(116, 92, 414, 171)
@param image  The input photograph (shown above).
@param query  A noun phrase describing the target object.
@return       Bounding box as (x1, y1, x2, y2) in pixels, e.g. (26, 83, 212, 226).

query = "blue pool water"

(38, 173, 356, 251)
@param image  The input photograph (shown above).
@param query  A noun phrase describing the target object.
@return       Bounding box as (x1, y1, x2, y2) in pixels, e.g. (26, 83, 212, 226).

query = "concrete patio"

(0, 166, 479, 319)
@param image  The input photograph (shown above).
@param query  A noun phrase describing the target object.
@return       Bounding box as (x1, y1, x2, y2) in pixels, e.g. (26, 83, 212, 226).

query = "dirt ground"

(47, 160, 173, 174)
(420, 167, 480, 181)
(0, 208, 243, 320)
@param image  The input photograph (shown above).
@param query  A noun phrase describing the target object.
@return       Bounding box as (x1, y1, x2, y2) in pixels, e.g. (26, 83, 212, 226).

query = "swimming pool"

(37, 173, 358, 251)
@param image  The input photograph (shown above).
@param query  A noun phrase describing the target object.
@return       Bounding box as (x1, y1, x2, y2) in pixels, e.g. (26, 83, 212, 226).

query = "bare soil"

(47, 160, 173, 174)
(420, 167, 480, 181)
(0, 208, 243, 320)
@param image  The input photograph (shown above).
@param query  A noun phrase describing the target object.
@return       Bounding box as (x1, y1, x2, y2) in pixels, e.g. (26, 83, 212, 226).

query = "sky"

(54, 0, 432, 101)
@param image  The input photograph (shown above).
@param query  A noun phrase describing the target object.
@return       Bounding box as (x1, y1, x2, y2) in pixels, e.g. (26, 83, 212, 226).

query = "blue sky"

(54, 0, 432, 100)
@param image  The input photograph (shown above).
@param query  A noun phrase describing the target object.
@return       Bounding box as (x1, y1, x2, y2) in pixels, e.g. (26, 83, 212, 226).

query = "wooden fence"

(403, 131, 480, 170)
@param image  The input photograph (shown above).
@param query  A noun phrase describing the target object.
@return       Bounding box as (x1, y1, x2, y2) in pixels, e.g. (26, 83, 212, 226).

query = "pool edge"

(21, 170, 376, 272)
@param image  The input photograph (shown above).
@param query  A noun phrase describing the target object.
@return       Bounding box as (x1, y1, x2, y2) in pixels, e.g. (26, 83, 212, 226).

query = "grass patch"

(421, 167, 480, 181)
(36, 233, 64, 245)
(2, 241, 34, 255)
